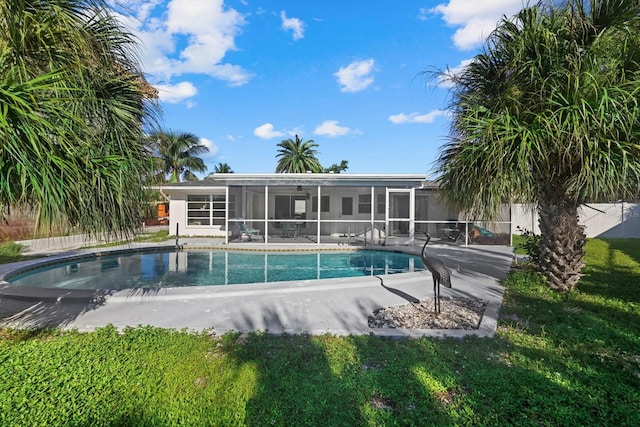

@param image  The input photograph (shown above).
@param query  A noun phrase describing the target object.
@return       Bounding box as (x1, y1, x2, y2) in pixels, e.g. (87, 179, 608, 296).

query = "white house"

(156, 174, 640, 244)
(154, 173, 514, 245)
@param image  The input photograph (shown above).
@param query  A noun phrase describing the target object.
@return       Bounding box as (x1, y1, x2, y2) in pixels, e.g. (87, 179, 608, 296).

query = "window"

(312, 196, 330, 212)
(275, 195, 307, 219)
(187, 195, 210, 226)
(342, 197, 353, 215)
(358, 194, 371, 214)
(377, 194, 386, 214)
(187, 194, 226, 226)
(212, 195, 226, 225)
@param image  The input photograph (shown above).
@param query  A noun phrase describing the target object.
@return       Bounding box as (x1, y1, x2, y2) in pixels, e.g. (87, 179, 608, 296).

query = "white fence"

(511, 203, 640, 238)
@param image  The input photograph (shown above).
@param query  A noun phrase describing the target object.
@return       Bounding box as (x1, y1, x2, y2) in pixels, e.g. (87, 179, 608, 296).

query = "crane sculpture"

(421, 233, 452, 315)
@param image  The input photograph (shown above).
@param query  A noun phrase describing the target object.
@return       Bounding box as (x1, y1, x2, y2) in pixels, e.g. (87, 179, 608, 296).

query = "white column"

(409, 188, 415, 243)
(224, 186, 229, 244)
(370, 186, 375, 246)
(317, 185, 321, 244)
(264, 185, 269, 244)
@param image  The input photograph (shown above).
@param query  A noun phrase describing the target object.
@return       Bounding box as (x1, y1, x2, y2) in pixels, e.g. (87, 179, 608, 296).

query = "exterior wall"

(254, 186, 390, 237)
(165, 181, 518, 242)
(169, 189, 228, 238)
(511, 203, 640, 238)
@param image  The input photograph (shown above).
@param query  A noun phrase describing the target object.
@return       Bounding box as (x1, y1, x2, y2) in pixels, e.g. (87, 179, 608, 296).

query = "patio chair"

(282, 222, 297, 238)
(239, 220, 260, 241)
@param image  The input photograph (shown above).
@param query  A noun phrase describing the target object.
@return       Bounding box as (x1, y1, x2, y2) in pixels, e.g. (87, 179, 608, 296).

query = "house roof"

(155, 173, 436, 190)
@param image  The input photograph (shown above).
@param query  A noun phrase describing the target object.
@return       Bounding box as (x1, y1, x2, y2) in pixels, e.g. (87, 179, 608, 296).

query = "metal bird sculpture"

(421, 233, 452, 314)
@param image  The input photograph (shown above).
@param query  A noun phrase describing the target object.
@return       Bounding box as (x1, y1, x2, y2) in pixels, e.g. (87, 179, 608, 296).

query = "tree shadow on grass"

(219, 298, 476, 425)
(579, 269, 640, 304)
(580, 239, 640, 304)
(347, 335, 466, 425)
(228, 331, 366, 426)
(577, 238, 640, 305)
(492, 326, 640, 424)
(605, 238, 640, 266)
(495, 270, 640, 424)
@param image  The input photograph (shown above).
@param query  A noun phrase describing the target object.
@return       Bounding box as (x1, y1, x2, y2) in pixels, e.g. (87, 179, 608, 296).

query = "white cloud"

(199, 137, 219, 157)
(286, 127, 305, 138)
(114, 0, 251, 87)
(207, 63, 254, 87)
(154, 81, 198, 103)
(314, 120, 354, 137)
(431, 0, 524, 50)
(334, 59, 376, 93)
(254, 123, 285, 139)
(388, 110, 448, 124)
(280, 11, 305, 40)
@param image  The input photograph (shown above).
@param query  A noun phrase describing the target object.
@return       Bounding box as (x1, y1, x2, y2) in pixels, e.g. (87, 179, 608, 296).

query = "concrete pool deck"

(0, 239, 515, 338)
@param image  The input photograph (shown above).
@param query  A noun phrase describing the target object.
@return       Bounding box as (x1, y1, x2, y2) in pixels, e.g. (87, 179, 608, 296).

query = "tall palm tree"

(204, 163, 234, 179)
(435, 0, 640, 292)
(0, 0, 158, 237)
(275, 135, 323, 173)
(324, 160, 349, 173)
(214, 163, 234, 173)
(151, 130, 209, 182)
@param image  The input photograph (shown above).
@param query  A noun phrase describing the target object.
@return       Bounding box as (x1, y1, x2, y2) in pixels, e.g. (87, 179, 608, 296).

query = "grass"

(85, 229, 172, 249)
(0, 241, 34, 264)
(134, 229, 170, 243)
(0, 238, 639, 425)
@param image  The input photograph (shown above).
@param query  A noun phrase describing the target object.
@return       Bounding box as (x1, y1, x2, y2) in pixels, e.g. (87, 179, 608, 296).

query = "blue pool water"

(7, 250, 425, 291)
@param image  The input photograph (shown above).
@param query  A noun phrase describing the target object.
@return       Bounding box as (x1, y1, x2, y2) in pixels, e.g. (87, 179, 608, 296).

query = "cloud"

(114, 0, 251, 87)
(154, 81, 198, 103)
(199, 137, 219, 157)
(280, 11, 305, 40)
(254, 123, 285, 139)
(314, 120, 356, 137)
(388, 110, 448, 124)
(334, 59, 376, 93)
(431, 0, 524, 50)
(207, 63, 254, 87)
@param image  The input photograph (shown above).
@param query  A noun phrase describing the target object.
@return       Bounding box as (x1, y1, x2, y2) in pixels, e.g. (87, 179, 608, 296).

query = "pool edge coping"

(1, 243, 510, 339)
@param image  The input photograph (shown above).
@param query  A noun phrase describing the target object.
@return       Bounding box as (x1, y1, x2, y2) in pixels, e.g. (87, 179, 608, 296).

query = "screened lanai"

(156, 174, 511, 245)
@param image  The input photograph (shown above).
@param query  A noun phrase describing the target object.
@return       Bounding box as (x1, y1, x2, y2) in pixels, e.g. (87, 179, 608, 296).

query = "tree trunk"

(537, 196, 586, 292)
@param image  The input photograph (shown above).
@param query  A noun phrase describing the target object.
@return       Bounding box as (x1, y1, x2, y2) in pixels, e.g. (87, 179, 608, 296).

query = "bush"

(516, 226, 541, 264)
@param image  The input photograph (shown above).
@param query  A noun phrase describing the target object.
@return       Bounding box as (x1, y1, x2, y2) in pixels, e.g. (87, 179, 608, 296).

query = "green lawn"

(0, 239, 638, 426)
(0, 242, 31, 264)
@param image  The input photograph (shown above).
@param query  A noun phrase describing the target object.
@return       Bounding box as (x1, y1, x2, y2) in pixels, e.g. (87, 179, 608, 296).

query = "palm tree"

(204, 163, 234, 179)
(434, 0, 640, 292)
(0, 0, 158, 237)
(214, 163, 234, 173)
(275, 135, 323, 173)
(324, 160, 349, 173)
(151, 130, 209, 182)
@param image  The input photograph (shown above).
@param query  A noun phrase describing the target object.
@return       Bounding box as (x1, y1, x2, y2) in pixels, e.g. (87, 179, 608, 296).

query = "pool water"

(7, 250, 425, 291)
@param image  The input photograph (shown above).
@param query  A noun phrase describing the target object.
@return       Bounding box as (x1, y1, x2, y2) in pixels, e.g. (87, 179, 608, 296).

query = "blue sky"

(111, 0, 525, 177)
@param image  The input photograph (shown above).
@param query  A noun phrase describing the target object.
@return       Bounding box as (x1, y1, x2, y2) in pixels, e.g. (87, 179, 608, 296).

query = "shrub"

(516, 226, 541, 264)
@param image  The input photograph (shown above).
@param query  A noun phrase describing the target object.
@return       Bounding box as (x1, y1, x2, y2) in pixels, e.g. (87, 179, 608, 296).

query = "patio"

(0, 239, 514, 338)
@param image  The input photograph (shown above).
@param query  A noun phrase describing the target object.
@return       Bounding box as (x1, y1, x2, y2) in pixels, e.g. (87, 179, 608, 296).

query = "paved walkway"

(0, 239, 515, 338)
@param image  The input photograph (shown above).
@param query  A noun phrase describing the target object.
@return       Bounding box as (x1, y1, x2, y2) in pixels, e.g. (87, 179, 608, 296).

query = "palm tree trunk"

(537, 193, 586, 292)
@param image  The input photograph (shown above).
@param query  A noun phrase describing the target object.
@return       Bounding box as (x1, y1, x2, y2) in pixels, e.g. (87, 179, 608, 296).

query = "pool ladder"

(175, 223, 184, 251)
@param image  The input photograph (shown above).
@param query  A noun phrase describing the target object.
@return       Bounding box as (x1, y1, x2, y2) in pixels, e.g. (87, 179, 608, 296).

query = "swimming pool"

(5, 249, 425, 291)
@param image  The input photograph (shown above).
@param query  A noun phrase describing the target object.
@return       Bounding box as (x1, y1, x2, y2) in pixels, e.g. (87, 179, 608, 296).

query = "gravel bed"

(368, 296, 487, 330)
